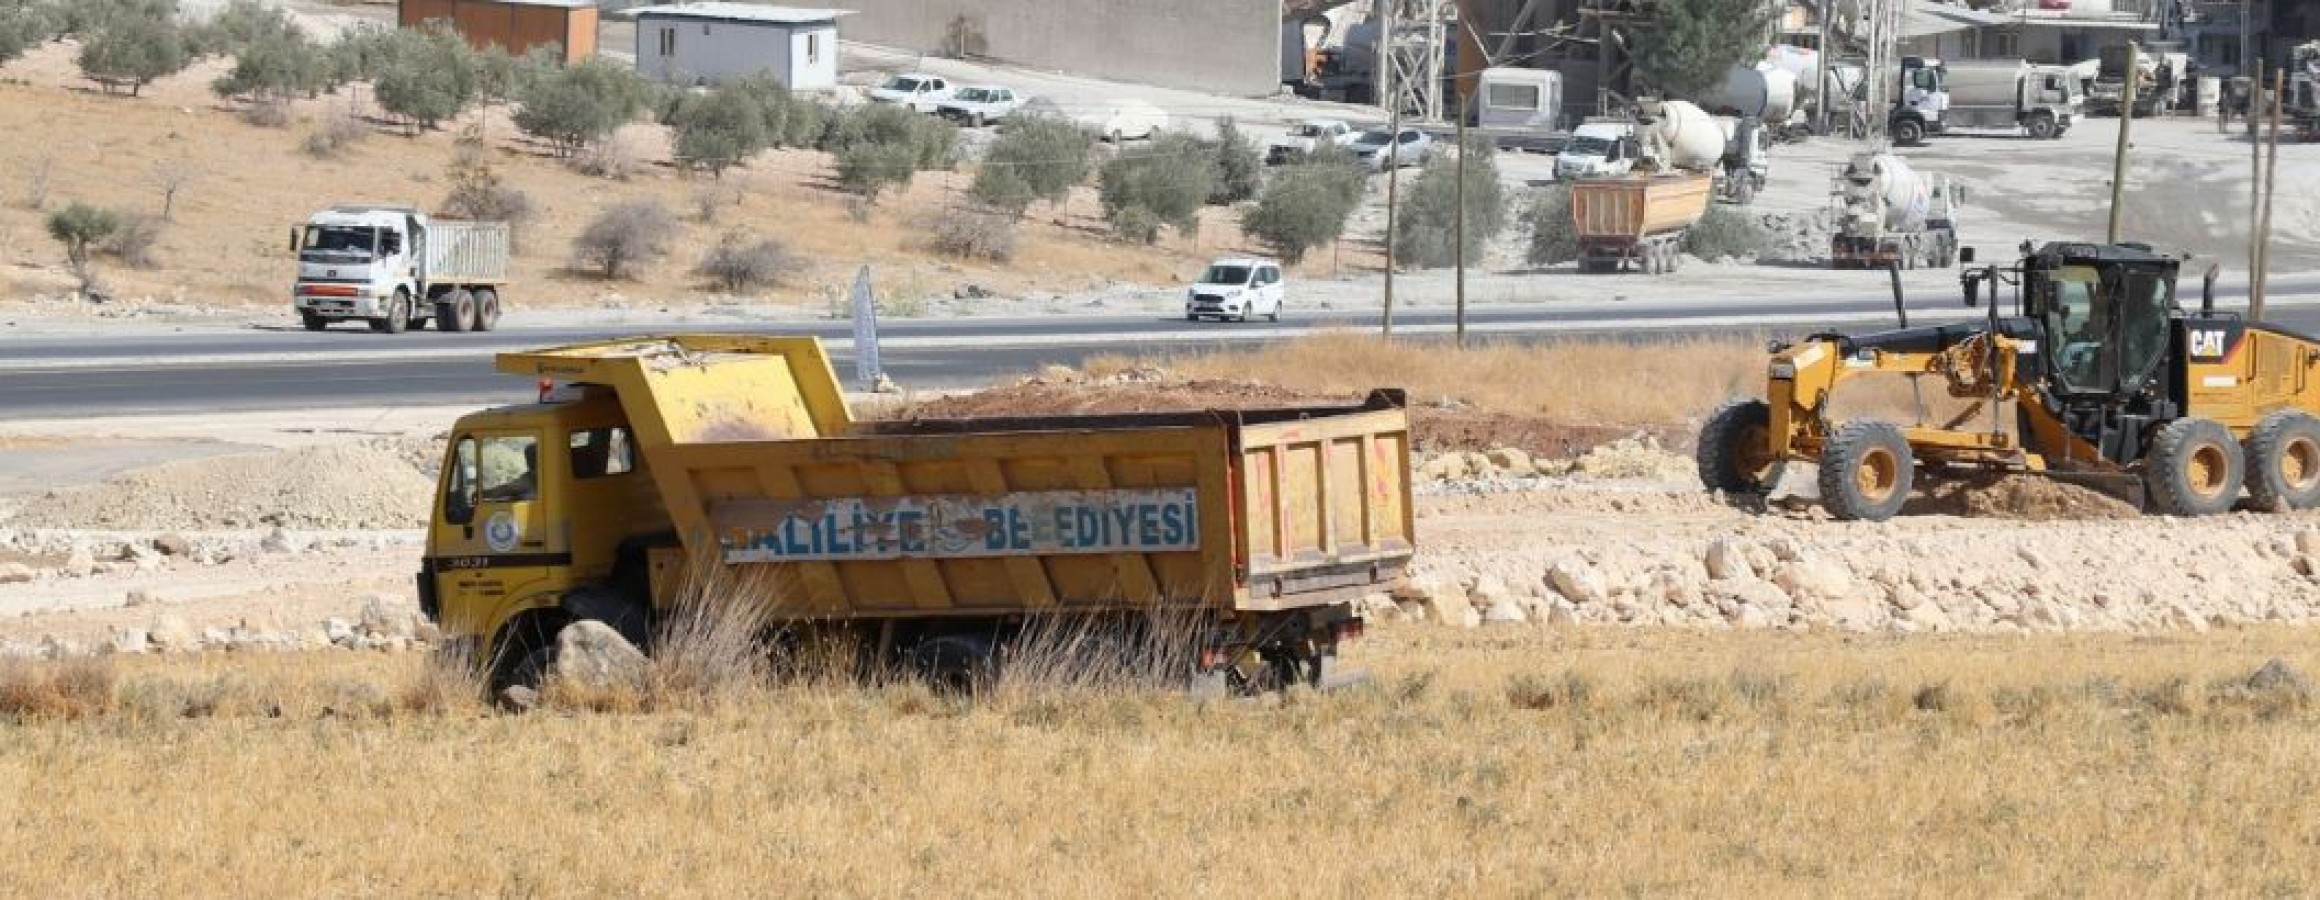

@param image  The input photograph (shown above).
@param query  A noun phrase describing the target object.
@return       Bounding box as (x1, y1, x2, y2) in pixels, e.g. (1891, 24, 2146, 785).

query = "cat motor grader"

(1697, 240, 2320, 521)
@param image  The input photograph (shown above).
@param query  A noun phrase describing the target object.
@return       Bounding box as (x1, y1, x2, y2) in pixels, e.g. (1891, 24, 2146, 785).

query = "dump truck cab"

(422, 383, 672, 663)
(422, 336, 1414, 693)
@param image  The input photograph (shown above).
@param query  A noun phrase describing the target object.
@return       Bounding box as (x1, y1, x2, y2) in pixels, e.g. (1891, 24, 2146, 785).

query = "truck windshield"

(302, 226, 377, 262)
(1353, 130, 1393, 146)
(884, 76, 923, 92)
(1295, 122, 1336, 137)
(1567, 135, 1613, 155)
(1199, 265, 1253, 285)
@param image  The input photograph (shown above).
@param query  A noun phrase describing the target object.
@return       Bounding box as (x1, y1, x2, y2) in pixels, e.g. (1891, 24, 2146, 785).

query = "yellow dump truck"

(420, 336, 1416, 691)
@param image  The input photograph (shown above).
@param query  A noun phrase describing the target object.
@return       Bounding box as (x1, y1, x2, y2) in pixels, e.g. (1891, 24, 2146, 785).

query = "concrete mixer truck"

(1569, 99, 1719, 275)
(1828, 151, 1961, 270)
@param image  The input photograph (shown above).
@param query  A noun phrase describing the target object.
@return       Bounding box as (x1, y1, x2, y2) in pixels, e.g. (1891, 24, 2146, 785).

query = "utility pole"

(2250, 58, 2263, 298)
(1814, 0, 1832, 136)
(2107, 42, 2141, 244)
(1381, 0, 1401, 338)
(2256, 67, 2284, 320)
(1454, 98, 1468, 349)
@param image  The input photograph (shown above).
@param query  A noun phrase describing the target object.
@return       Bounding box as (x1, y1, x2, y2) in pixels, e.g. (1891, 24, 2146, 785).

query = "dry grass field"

(5, 625, 2320, 894)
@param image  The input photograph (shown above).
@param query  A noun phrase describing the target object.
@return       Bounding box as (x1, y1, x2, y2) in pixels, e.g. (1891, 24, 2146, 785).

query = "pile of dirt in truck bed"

(7, 444, 434, 531)
(906, 375, 1688, 458)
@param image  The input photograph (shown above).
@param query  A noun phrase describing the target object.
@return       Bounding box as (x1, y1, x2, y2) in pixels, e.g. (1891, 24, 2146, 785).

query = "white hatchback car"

(868, 72, 953, 113)
(1185, 258, 1286, 323)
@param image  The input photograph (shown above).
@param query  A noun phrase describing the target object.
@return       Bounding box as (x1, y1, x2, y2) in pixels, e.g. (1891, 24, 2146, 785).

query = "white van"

(1185, 258, 1285, 322)
(1555, 120, 1637, 179)
(1019, 97, 1168, 142)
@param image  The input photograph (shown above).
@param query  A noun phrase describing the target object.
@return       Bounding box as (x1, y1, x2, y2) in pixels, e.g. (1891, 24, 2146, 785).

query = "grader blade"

(2034, 469, 2148, 511)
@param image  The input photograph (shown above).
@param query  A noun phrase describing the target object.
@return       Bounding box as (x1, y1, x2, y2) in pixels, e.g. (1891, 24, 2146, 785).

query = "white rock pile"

(1373, 518, 2320, 635)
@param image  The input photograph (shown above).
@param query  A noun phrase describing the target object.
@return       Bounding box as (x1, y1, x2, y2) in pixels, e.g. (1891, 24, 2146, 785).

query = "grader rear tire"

(2146, 418, 2243, 517)
(1697, 399, 1776, 495)
(2244, 411, 2320, 511)
(1818, 420, 1913, 522)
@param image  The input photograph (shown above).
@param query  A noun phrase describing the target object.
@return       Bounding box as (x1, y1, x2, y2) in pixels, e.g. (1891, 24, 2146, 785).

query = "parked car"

(1266, 118, 1361, 164)
(1185, 258, 1286, 323)
(934, 85, 1026, 126)
(1020, 96, 1168, 142)
(1349, 127, 1432, 170)
(868, 72, 953, 113)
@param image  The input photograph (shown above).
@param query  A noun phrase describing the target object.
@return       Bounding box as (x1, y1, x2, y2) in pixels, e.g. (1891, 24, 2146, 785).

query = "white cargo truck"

(289, 205, 511, 334)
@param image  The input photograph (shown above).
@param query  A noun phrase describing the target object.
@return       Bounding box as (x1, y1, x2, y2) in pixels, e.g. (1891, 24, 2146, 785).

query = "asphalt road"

(8, 279, 2320, 418)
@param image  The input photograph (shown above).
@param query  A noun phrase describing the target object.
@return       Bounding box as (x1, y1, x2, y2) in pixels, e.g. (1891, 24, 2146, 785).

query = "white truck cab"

(291, 204, 510, 334)
(1555, 120, 1637, 179)
(1186, 258, 1286, 323)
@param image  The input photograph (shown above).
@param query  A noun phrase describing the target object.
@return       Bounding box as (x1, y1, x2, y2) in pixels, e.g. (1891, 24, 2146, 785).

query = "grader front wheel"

(2146, 418, 2243, 517)
(1697, 399, 1776, 494)
(1818, 421, 1914, 522)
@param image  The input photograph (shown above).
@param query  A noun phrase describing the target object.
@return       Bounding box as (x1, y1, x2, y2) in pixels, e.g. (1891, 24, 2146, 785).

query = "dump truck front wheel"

(1819, 420, 1913, 522)
(487, 609, 571, 699)
(1697, 399, 1777, 494)
(2244, 411, 2320, 511)
(2146, 418, 2243, 516)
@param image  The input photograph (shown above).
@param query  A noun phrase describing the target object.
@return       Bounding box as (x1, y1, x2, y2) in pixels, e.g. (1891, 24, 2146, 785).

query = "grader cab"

(1699, 241, 2320, 521)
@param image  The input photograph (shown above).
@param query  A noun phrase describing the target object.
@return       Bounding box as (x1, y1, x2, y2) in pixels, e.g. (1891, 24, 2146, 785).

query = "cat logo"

(2189, 329, 2230, 360)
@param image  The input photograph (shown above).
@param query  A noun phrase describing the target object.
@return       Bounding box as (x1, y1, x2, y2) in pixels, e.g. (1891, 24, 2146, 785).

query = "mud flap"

(2035, 469, 2149, 511)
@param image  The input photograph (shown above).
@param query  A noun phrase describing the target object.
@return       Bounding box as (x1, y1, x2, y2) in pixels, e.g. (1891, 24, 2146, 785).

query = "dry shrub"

(693, 231, 798, 293)
(573, 129, 645, 180)
(647, 565, 778, 700)
(1112, 332, 1763, 425)
(102, 214, 163, 269)
(981, 609, 1203, 700)
(928, 203, 1018, 263)
(1507, 670, 1596, 711)
(301, 104, 368, 158)
(0, 656, 116, 720)
(238, 98, 291, 129)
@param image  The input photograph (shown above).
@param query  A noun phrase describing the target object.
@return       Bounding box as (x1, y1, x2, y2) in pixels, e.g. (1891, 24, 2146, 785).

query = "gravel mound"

(9, 445, 434, 531)
(1916, 474, 2140, 521)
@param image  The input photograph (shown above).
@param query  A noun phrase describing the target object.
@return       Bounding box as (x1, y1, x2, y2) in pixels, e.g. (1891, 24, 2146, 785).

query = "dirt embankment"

(8, 440, 437, 531)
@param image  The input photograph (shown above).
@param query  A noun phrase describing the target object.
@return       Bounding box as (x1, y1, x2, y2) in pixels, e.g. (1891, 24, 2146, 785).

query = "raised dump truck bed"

(424, 335, 1414, 691)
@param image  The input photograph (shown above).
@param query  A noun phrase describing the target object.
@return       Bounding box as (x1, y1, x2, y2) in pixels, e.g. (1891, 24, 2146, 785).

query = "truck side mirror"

(2202, 263, 2220, 316)
(1963, 271, 1982, 307)
(288, 228, 301, 254)
(1960, 247, 1976, 264)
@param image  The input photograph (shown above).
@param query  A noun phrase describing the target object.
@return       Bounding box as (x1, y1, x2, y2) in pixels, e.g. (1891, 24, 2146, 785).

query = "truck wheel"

(1893, 117, 1926, 146)
(474, 288, 501, 331)
(1819, 420, 1914, 522)
(2146, 417, 2243, 516)
(369, 291, 411, 334)
(910, 634, 996, 694)
(1697, 399, 1776, 494)
(437, 289, 474, 333)
(300, 311, 327, 332)
(2245, 412, 2320, 511)
(2026, 112, 2059, 140)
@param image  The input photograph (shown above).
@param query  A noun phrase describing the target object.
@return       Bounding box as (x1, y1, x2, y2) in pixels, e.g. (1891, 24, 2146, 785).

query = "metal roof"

(624, 3, 849, 25)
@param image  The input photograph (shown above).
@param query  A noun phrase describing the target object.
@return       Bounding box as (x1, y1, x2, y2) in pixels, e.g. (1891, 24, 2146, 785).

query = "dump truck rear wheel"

(1697, 399, 1776, 495)
(437, 290, 474, 333)
(474, 288, 501, 331)
(2245, 412, 2320, 511)
(1819, 420, 1914, 522)
(2146, 417, 2243, 516)
(910, 634, 996, 694)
